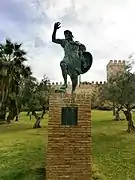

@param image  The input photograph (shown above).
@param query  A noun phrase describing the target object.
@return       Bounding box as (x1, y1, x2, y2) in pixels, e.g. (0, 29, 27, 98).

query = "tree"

(0, 38, 31, 123)
(36, 75, 50, 119)
(32, 75, 50, 128)
(21, 75, 50, 128)
(103, 64, 135, 132)
(91, 83, 112, 110)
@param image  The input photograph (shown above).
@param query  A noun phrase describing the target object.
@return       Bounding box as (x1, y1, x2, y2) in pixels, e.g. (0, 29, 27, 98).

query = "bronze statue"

(52, 22, 93, 94)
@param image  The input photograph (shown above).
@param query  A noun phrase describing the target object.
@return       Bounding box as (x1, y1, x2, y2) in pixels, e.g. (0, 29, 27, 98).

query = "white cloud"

(2, 0, 135, 83)
(28, 0, 135, 83)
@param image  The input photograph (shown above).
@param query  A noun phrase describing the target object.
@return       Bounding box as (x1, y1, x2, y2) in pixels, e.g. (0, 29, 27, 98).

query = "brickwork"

(46, 93, 92, 180)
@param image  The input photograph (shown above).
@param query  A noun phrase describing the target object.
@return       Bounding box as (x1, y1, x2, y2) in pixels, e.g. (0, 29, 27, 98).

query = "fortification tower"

(106, 60, 126, 82)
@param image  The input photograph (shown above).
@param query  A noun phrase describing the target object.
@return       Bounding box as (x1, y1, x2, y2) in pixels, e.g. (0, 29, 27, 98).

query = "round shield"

(81, 51, 93, 74)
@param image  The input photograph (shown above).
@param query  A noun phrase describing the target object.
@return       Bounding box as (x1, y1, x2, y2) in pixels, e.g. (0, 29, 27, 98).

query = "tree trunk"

(26, 111, 32, 120)
(1, 83, 5, 103)
(33, 117, 41, 128)
(27, 111, 30, 116)
(113, 100, 115, 116)
(32, 111, 41, 128)
(114, 109, 120, 121)
(15, 115, 18, 121)
(123, 110, 135, 132)
(15, 98, 19, 122)
(0, 102, 6, 122)
(15, 105, 21, 122)
(0, 78, 10, 122)
(127, 112, 135, 133)
(7, 100, 17, 123)
(41, 106, 46, 119)
(29, 114, 32, 120)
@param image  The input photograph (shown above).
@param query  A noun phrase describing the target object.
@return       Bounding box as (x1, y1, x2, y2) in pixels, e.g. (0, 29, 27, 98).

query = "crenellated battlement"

(49, 81, 107, 94)
(80, 81, 107, 85)
(107, 60, 126, 67)
(49, 81, 107, 86)
(49, 82, 71, 86)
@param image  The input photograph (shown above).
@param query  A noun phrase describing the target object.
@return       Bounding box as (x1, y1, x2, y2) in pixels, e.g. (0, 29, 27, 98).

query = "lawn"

(0, 110, 135, 180)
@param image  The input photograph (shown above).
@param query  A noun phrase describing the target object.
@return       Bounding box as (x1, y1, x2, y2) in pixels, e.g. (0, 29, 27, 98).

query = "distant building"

(106, 60, 126, 82)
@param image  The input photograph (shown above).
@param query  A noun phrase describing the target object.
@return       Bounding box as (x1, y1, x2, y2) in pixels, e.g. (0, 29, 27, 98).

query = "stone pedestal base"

(46, 93, 92, 180)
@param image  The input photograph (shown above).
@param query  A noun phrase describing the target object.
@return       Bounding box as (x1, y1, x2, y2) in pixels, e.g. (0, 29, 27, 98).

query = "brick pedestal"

(46, 93, 92, 180)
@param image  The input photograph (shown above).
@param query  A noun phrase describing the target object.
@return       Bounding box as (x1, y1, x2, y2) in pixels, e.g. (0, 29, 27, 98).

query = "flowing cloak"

(58, 39, 93, 76)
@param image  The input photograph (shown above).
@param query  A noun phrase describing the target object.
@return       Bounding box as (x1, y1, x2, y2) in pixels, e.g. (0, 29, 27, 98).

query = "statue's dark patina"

(52, 22, 93, 94)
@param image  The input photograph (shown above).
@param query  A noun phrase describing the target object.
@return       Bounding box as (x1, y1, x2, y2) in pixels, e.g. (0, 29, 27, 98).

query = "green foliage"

(0, 38, 32, 121)
(0, 38, 50, 123)
(21, 75, 50, 112)
(103, 67, 135, 110)
(102, 63, 135, 131)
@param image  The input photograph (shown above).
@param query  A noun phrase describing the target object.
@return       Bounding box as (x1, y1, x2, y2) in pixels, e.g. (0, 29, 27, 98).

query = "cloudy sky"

(0, 0, 135, 83)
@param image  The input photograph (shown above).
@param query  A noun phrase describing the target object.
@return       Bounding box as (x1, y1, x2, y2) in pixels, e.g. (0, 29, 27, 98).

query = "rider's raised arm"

(52, 31, 65, 47)
(52, 22, 65, 47)
(52, 28, 59, 43)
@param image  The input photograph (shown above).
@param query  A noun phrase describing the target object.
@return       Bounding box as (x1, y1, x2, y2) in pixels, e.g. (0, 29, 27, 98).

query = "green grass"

(0, 110, 135, 180)
(92, 110, 135, 180)
(0, 112, 48, 180)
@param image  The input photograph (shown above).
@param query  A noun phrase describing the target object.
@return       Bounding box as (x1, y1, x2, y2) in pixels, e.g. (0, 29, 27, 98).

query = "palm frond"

(21, 65, 32, 78)
(4, 38, 14, 55)
(14, 50, 26, 57)
(14, 42, 22, 51)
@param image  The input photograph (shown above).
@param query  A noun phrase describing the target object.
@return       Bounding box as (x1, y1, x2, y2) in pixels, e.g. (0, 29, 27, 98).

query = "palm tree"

(0, 38, 31, 122)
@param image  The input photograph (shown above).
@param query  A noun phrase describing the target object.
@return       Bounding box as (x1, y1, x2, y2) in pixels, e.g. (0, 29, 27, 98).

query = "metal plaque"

(61, 106, 78, 126)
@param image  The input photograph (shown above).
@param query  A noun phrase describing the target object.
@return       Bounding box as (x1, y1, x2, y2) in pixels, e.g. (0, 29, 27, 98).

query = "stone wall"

(46, 93, 92, 180)
(50, 81, 107, 95)
(106, 60, 126, 81)
(48, 59, 126, 95)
